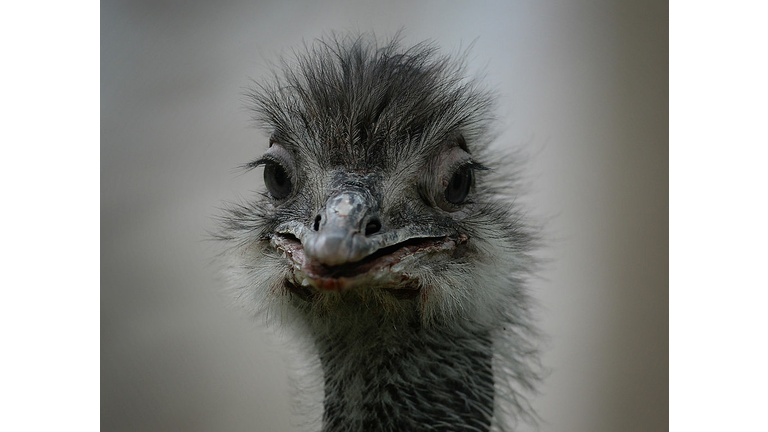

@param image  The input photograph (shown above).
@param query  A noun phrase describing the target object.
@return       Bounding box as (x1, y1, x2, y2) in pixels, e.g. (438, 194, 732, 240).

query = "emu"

(219, 34, 541, 432)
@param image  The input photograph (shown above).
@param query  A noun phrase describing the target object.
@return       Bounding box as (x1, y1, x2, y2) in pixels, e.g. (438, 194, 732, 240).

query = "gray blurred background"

(101, 1, 667, 431)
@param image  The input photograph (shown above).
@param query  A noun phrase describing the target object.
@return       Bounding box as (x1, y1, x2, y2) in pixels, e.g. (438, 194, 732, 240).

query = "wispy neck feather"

(307, 304, 495, 432)
(221, 239, 542, 430)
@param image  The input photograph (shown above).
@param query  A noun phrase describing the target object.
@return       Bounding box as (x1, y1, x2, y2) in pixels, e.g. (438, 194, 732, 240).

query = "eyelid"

(445, 159, 488, 178)
(244, 143, 295, 172)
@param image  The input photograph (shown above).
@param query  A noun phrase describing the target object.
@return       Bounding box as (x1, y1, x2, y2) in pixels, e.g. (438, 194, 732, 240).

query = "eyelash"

(461, 161, 490, 173)
(245, 157, 275, 170)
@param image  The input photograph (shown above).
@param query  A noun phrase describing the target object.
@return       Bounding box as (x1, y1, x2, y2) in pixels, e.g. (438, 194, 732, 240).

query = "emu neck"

(315, 314, 495, 432)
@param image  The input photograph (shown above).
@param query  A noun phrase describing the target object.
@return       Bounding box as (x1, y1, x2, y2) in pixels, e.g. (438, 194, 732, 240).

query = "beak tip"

(304, 231, 356, 266)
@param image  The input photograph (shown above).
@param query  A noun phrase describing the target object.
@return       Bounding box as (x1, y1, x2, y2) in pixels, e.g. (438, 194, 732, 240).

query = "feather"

(217, 31, 542, 432)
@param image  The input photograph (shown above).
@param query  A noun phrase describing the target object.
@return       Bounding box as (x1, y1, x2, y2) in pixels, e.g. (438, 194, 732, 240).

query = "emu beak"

(303, 191, 380, 266)
(271, 186, 467, 294)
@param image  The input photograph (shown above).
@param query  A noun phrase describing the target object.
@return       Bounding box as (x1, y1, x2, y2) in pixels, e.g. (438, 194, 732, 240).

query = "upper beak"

(302, 190, 381, 266)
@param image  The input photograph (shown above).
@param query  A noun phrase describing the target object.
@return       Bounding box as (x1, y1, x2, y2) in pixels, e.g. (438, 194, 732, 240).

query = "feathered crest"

(245, 31, 496, 170)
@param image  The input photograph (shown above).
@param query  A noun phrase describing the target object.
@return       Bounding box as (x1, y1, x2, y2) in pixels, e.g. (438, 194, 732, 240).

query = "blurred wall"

(101, 1, 667, 431)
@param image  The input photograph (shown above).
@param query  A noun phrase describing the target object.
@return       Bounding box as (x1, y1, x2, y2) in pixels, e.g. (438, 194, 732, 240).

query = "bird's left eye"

(264, 162, 292, 200)
(445, 165, 473, 205)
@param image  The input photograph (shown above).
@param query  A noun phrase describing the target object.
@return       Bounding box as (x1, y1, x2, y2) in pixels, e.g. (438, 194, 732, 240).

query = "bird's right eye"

(264, 162, 292, 200)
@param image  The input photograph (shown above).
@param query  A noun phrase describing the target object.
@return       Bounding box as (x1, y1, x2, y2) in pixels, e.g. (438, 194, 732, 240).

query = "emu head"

(221, 35, 535, 330)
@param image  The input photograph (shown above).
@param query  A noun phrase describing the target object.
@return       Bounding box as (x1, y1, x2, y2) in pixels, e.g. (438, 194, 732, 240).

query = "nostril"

(313, 215, 322, 231)
(364, 219, 381, 236)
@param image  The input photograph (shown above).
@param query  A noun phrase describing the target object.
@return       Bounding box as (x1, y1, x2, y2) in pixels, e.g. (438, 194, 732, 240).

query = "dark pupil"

(445, 166, 472, 204)
(264, 163, 291, 199)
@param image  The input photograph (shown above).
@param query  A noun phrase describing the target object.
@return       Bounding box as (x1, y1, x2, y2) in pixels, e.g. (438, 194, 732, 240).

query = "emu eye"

(445, 165, 473, 205)
(264, 162, 291, 199)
